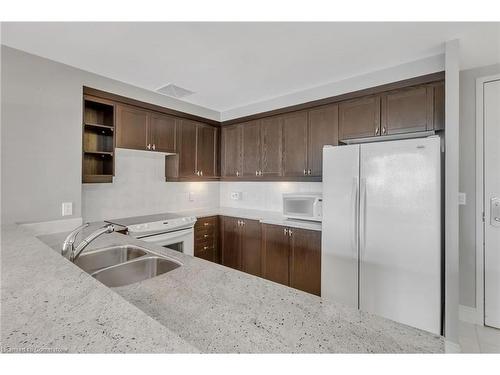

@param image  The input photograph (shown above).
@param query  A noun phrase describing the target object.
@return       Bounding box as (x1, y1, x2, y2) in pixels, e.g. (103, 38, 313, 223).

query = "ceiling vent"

(155, 83, 195, 99)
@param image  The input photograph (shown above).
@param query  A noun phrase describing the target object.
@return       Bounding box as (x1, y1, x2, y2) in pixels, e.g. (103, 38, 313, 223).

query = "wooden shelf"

(83, 174, 113, 183)
(82, 97, 115, 183)
(84, 150, 113, 156)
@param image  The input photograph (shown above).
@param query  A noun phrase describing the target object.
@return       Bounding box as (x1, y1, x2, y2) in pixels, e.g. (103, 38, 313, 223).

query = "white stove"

(106, 213, 197, 256)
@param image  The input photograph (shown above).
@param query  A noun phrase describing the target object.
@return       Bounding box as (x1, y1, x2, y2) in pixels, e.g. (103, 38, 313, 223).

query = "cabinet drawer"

(195, 216, 218, 228)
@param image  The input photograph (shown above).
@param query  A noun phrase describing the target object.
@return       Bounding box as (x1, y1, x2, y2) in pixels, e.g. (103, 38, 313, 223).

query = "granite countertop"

(1, 221, 444, 353)
(177, 207, 323, 231)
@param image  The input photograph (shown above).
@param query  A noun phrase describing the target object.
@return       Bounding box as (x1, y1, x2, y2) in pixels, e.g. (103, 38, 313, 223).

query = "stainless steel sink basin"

(74, 245, 147, 274)
(91, 256, 182, 287)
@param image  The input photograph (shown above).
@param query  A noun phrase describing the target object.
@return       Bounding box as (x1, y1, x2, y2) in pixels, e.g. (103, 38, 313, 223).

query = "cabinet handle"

(255, 171, 259, 176)
(308, 169, 311, 175)
(382, 127, 386, 135)
(375, 128, 379, 135)
(152, 144, 156, 150)
(303, 169, 307, 175)
(147, 144, 151, 150)
(204, 222, 209, 226)
(200, 170, 203, 176)
(204, 234, 208, 238)
(284, 228, 288, 236)
(236, 171, 240, 177)
(203, 246, 208, 250)
(241, 220, 245, 226)
(288, 229, 293, 236)
(259, 171, 263, 176)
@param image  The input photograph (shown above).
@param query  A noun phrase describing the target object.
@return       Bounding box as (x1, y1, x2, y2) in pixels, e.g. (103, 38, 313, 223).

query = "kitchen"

(1, 17, 500, 365)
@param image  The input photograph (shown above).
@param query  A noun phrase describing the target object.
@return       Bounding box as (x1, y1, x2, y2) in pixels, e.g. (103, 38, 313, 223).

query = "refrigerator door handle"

(359, 178, 367, 253)
(351, 177, 359, 253)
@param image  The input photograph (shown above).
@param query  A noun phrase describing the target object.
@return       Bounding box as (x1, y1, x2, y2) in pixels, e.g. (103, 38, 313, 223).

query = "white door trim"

(475, 73, 500, 326)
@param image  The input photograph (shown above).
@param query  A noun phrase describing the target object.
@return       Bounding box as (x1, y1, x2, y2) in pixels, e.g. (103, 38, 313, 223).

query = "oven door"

(136, 227, 194, 256)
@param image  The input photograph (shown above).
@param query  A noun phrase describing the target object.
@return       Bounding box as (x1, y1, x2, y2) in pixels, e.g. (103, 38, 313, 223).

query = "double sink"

(74, 245, 181, 287)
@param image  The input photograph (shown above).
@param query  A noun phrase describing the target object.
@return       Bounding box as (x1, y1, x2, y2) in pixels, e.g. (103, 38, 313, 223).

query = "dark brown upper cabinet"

(149, 113, 177, 153)
(221, 125, 242, 178)
(260, 116, 283, 177)
(241, 120, 261, 178)
(116, 104, 149, 150)
(307, 104, 339, 177)
(166, 120, 218, 180)
(116, 104, 177, 153)
(338, 95, 381, 140)
(282, 111, 308, 177)
(176, 119, 198, 178)
(196, 124, 218, 178)
(289, 227, 321, 296)
(381, 85, 434, 135)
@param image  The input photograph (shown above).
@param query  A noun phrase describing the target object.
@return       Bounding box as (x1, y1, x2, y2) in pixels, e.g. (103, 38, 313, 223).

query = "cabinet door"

(196, 124, 217, 178)
(307, 104, 338, 177)
(338, 96, 381, 140)
(260, 116, 283, 177)
(261, 224, 289, 286)
(150, 113, 176, 153)
(289, 228, 321, 296)
(221, 216, 241, 270)
(221, 125, 242, 177)
(241, 121, 261, 177)
(282, 111, 308, 177)
(177, 119, 198, 178)
(381, 86, 434, 135)
(116, 104, 149, 150)
(240, 219, 262, 277)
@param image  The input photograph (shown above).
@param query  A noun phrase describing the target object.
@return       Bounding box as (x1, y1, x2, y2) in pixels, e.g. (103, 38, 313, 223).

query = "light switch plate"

(458, 192, 467, 206)
(188, 192, 195, 202)
(62, 202, 73, 216)
(231, 192, 242, 200)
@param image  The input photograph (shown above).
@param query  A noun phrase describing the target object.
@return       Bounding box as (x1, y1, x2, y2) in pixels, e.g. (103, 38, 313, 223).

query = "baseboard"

(459, 304, 482, 325)
(19, 217, 83, 236)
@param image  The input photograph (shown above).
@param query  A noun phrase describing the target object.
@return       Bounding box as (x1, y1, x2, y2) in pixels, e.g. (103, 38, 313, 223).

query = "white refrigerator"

(321, 136, 442, 335)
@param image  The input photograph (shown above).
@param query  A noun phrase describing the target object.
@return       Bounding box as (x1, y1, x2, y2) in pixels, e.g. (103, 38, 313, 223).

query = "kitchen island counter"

(2, 222, 444, 353)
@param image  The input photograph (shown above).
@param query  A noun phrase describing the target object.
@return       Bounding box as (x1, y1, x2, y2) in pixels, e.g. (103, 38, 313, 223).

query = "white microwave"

(283, 193, 323, 222)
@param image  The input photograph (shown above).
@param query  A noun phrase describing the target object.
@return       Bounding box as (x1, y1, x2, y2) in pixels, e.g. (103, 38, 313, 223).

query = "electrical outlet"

(62, 202, 73, 216)
(188, 192, 195, 202)
(231, 192, 242, 200)
(458, 193, 467, 206)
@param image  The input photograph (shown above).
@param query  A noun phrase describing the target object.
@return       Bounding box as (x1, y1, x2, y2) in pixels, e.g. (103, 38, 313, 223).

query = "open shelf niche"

(82, 95, 115, 183)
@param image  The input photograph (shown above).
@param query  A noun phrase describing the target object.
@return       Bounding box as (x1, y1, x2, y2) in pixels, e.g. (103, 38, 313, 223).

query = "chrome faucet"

(62, 223, 115, 262)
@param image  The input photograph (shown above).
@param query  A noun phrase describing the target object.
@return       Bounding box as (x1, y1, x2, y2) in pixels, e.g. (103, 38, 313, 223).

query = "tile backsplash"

(82, 148, 323, 221)
(82, 148, 220, 222)
(219, 181, 322, 212)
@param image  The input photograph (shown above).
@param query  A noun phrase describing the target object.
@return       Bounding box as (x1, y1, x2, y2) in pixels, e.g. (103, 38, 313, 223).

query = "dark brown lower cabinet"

(221, 216, 261, 276)
(240, 219, 262, 277)
(221, 216, 241, 269)
(261, 224, 290, 286)
(261, 224, 321, 295)
(194, 216, 219, 263)
(289, 228, 321, 296)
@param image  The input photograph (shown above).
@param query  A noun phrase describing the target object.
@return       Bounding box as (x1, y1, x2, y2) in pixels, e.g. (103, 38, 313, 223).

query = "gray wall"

(1, 46, 218, 225)
(459, 63, 500, 307)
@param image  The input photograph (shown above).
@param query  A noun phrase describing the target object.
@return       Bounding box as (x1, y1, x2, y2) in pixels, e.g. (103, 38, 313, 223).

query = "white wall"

(83, 148, 219, 222)
(222, 55, 444, 121)
(459, 63, 500, 308)
(1, 46, 218, 225)
(220, 181, 322, 212)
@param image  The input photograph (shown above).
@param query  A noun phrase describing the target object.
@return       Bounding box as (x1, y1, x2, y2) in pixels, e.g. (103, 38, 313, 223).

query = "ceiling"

(2, 22, 499, 112)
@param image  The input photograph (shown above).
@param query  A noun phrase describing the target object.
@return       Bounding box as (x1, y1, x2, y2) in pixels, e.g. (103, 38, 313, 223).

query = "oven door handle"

(137, 227, 194, 243)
